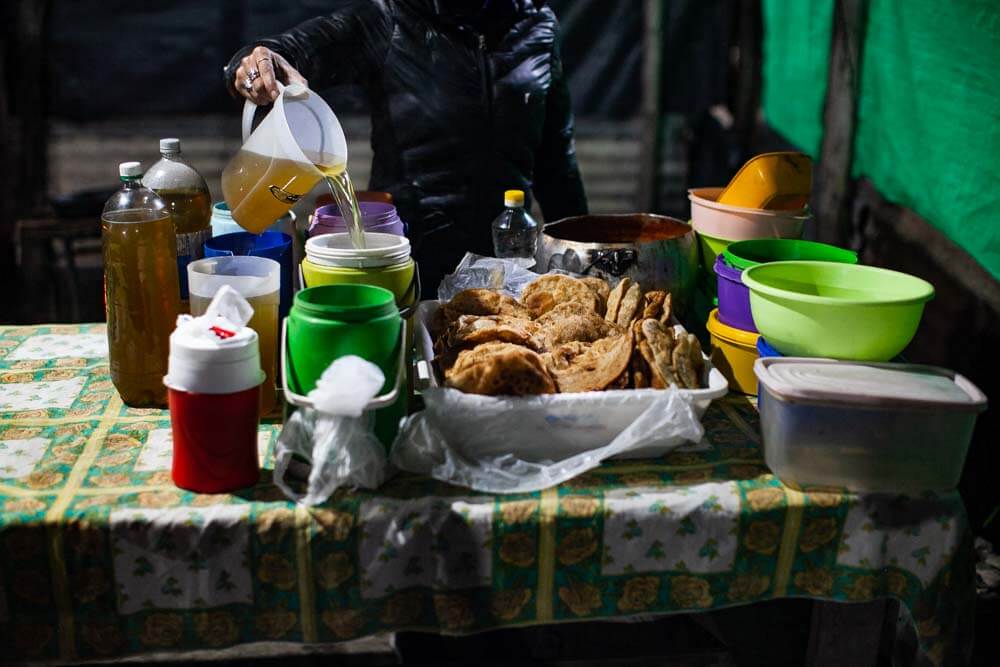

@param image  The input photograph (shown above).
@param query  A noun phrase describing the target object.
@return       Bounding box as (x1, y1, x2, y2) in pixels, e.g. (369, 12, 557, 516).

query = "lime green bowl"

(723, 239, 858, 271)
(697, 231, 734, 271)
(741, 261, 934, 361)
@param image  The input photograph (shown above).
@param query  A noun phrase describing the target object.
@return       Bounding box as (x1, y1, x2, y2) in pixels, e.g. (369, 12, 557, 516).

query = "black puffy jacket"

(225, 0, 588, 289)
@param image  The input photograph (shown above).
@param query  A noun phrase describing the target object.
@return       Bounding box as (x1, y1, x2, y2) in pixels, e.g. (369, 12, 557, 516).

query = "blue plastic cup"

(205, 232, 293, 319)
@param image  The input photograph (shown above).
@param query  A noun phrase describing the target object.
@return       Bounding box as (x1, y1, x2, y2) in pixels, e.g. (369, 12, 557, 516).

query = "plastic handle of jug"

(241, 81, 286, 143)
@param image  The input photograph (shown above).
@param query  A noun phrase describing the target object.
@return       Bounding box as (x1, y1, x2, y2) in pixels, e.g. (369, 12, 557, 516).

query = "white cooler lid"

(754, 357, 987, 411)
(164, 288, 265, 395)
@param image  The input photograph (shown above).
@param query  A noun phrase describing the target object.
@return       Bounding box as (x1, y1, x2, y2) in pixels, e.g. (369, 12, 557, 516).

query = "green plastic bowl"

(723, 239, 858, 271)
(741, 261, 934, 361)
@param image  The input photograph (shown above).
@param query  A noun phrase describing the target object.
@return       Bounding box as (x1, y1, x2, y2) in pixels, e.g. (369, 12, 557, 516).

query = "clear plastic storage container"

(754, 357, 987, 492)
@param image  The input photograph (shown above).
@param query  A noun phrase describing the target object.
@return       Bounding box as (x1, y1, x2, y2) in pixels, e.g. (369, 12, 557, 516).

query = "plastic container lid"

(119, 161, 142, 178)
(160, 138, 181, 155)
(754, 357, 987, 411)
(165, 323, 264, 395)
(706, 308, 759, 348)
(306, 232, 411, 268)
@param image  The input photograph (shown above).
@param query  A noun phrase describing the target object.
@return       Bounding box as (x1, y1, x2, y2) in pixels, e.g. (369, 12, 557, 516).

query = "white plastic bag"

(275, 356, 388, 505)
(437, 253, 547, 301)
(390, 385, 704, 494)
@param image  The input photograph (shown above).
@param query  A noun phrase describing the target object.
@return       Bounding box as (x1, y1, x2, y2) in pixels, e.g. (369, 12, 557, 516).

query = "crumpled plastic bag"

(275, 356, 387, 505)
(390, 385, 704, 494)
(174, 284, 254, 339)
(437, 253, 551, 301)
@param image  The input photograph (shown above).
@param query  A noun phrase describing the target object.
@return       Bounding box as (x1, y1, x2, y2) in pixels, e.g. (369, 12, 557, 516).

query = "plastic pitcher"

(221, 82, 348, 234)
(205, 232, 293, 319)
(187, 256, 281, 415)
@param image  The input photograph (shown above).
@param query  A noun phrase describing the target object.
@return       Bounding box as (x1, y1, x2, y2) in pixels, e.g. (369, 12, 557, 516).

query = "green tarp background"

(761, 0, 1000, 281)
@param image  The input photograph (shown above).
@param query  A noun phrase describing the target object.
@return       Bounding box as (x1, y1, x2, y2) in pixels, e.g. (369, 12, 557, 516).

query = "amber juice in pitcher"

(222, 150, 344, 235)
(102, 169, 181, 408)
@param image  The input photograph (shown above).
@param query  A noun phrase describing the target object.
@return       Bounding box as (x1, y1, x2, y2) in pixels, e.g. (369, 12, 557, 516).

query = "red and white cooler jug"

(164, 286, 264, 493)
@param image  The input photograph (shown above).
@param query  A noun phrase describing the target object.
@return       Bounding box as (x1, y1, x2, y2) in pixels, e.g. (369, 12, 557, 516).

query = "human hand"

(233, 46, 309, 104)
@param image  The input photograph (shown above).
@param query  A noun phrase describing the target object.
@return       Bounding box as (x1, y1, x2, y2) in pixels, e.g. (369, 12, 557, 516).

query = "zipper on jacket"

(476, 32, 494, 125)
(475, 31, 494, 225)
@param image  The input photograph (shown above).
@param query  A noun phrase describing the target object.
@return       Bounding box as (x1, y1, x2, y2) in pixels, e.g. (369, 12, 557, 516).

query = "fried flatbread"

(673, 333, 705, 389)
(445, 343, 556, 396)
(580, 276, 611, 315)
(659, 292, 673, 325)
(432, 289, 533, 338)
(615, 282, 643, 328)
(604, 278, 632, 323)
(539, 312, 621, 349)
(544, 332, 634, 393)
(443, 315, 544, 352)
(641, 291, 667, 320)
(637, 318, 680, 388)
(520, 274, 599, 318)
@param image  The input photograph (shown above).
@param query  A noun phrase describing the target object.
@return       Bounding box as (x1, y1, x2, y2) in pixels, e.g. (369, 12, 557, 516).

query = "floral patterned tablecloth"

(0, 324, 973, 664)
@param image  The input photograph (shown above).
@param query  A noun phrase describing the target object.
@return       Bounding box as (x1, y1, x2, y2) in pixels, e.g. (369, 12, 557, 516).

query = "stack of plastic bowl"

(707, 239, 858, 394)
(689, 187, 812, 273)
(308, 202, 405, 238)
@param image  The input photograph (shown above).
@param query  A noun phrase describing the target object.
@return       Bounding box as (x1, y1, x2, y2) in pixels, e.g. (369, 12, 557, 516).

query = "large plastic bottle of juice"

(102, 162, 181, 407)
(143, 138, 212, 311)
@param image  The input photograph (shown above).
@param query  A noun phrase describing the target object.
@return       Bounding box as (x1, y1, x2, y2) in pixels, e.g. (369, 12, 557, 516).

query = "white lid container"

(164, 289, 266, 395)
(306, 232, 411, 268)
(755, 358, 985, 410)
(754, 357, 987, 493)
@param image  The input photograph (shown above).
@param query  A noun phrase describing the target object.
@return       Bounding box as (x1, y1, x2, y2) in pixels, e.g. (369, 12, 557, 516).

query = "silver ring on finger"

(243, 78, 254, 92)
(247, 69, 260, 83)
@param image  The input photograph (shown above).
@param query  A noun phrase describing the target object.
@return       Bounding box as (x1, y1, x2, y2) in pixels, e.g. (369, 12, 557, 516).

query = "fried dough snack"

(432, 274, 704, 394)
(538, 311, 621, 349)
(520, 274, 600, 318)
(445, 342, 556, 396)
(441, 315, 544, 353)
(544, 332, 633, 393)
(431, 288, 532, 338)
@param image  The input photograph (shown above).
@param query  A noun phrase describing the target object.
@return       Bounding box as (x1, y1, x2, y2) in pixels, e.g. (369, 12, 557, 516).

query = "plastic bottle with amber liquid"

(102, 162, 180, 407)
(144, 138, 212, 311)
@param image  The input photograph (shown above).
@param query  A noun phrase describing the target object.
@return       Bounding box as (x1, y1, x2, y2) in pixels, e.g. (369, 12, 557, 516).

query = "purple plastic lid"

(314, 202, 397, 225)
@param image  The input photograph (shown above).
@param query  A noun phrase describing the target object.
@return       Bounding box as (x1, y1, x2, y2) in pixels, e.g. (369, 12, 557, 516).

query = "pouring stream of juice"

(319, 164, 366, 249)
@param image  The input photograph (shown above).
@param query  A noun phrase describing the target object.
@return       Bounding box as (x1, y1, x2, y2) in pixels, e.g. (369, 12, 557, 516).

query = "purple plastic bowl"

(310, 202, 404, 237)
(714, 254, 757, 332)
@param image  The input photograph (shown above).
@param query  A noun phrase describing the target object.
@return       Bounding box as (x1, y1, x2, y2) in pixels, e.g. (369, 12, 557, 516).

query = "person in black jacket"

(225, 0, 588, 290)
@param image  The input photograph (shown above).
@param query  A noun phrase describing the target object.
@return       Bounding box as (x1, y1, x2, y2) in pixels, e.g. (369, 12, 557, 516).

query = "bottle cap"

(160, 138, 181, 155)
(504, 190, 525, 207)
(119, 161, 143, 178)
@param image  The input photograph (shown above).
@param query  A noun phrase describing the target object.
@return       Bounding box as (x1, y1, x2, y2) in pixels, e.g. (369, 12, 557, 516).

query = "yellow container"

(717, 152, 813, 210)
(301, 257, 416, 304)
(706, 308, 759, 395)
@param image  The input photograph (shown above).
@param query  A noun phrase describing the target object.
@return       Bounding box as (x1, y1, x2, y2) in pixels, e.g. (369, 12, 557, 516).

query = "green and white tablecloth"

(0, 324, 973, 664)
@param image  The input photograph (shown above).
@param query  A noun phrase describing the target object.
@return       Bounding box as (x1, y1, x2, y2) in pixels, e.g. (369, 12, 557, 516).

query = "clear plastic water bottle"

(491, 189, 539, 268)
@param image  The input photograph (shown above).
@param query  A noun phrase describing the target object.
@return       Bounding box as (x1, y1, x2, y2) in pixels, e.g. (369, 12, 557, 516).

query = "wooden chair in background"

(14, 217, 105, 323)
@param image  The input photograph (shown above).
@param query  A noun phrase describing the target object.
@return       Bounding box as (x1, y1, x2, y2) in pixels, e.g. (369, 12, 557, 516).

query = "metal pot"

(536, 213, 698, 314)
